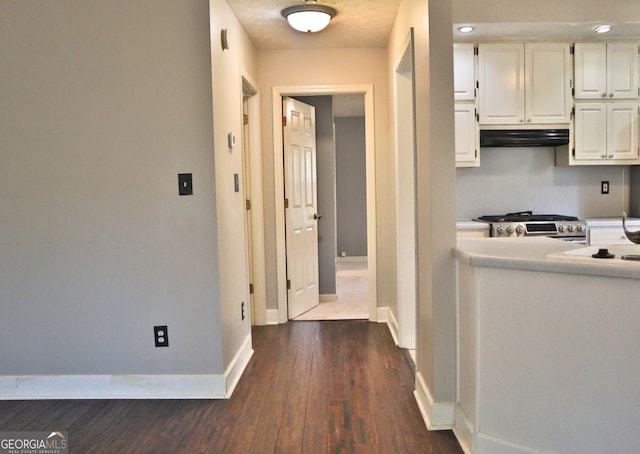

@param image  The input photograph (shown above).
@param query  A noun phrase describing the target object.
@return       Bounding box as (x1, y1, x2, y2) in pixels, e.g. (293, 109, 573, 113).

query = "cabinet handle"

(609, 93, 614, 98)
(601, 155, 607, 159)
(602, 93, 607, 98)
(608, 154, 614, 158)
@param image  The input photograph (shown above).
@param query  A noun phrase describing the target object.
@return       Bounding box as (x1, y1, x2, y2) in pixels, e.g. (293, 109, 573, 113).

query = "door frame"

(393, 30, 417, 349)
(241, 71, 268, 326)
(271, 84, 377, 323)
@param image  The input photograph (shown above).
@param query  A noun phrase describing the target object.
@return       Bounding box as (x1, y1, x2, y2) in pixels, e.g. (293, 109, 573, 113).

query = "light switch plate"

(178, 173, 193, 196)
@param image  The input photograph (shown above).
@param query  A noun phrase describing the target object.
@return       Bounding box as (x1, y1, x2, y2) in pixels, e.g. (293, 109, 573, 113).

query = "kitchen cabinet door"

(574, 103, 607, 161)
(607, 43, 639, 99)
(608, 102, 638, 160)
(575, 43, 639, 100)
(573, 101, 639, 162)
(455, 103, 479, 167)
(478, 43, 571, 125)
(478, 43, 524, 124)
(454, 43, 476, 101)
(525, 43, 572, 124)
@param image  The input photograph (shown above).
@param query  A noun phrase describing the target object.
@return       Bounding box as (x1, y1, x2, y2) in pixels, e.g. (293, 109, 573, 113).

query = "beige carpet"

(294, 259, 368, 320)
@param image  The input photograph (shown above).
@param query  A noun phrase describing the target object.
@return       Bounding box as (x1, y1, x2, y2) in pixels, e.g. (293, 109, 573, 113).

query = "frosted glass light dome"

(282, 5, 337, 33)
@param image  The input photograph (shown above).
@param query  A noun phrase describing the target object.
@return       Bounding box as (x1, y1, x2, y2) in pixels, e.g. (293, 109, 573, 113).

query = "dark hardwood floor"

(0, 321, 463, 453)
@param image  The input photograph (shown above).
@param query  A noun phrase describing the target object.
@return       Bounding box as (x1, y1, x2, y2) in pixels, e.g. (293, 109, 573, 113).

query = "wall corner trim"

(414, 371, 455, 430)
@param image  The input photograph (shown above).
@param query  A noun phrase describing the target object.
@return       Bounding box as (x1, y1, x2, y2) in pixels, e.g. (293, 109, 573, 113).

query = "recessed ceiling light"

(594, 25, 613, 34)
(458, 26, 475, 34)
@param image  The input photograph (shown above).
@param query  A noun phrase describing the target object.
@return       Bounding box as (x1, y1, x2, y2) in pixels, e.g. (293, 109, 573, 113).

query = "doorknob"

(314, 213, 322, 220)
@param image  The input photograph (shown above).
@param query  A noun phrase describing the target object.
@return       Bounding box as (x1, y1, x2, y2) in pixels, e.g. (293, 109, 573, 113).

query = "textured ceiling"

(225, 0, 402, 50)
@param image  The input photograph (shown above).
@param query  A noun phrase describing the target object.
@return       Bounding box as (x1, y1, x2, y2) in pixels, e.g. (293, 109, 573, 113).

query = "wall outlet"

(154, 325, 169, 347)
(601, 181, 609, 194)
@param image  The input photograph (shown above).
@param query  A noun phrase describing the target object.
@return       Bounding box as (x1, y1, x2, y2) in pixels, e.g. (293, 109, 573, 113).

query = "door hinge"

(284, 198, 289, 209)
(475, 149, 478, 158)
(572, 148, 575, 157)
(286, 279, 291, 290)
(474, 46, 478, 56)
(246, 199, 251, 211)
(282, 116, 287, 127)
(570, 45, 575, 55)
(249, 283, 254, 294)
(243, 114, 249, 125)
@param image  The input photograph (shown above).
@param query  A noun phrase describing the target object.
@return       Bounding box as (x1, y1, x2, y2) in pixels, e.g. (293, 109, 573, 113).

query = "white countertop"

(454, 236, 640, 279)
(586, 217, 640, 228)
(456, 220, 489, 230)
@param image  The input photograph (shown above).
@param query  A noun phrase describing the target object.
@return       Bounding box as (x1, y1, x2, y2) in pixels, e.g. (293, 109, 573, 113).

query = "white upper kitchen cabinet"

(455, 103, 479, 167)
(454, 43, 476, 101)
(478, 43, 572, 125)
(574, 43, 639, 100)
(573, 101, 639, 163)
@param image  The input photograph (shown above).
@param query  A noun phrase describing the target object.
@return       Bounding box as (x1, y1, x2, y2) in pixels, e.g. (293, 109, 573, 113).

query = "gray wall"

(335, 117, 368, 257)
(294, 96, 336, 295)
(1, 0, 224, 375)
(630, 167, 640, 217)
(457, 147, 629, 219)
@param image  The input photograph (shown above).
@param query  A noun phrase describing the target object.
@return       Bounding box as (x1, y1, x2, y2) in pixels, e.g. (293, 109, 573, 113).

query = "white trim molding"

(377, 306, 399, 346)
(266, 309, 280, 325)
(271, 84, 377, 325)
(414, 370, 455, 430)
(0, 335, 254, 400)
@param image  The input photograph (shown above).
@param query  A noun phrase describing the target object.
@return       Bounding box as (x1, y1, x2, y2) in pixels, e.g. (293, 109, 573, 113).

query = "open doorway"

(270, 85, 377, 324)
(293, 95, 368, 321)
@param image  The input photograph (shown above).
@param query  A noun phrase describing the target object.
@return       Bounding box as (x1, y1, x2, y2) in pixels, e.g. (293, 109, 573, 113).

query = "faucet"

(622, 212, 640, 244)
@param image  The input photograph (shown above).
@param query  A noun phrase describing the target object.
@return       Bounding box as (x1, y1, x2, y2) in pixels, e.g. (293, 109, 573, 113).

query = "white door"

(607, 43, 639, 99)
(574, 102, 607, 161)
(283, 97, 320, 319)
(608, 102, 638, 160)
(455, 103, 479, 166)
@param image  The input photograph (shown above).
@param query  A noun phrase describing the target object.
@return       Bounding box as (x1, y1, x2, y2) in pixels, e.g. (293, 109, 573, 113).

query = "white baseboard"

(414, 370, 455, 430)
(267, 309, 280, 325)
(320, 294, 337, 302)
(377, 306, 399, 346)
(0, 335, 254, 400)
(453, 403, 474, 454)
(336, 256, 367, 262)
(224, 333, 254, 398)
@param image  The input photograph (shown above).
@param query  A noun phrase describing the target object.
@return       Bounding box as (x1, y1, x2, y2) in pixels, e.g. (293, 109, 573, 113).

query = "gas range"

(476, 211, 586, 241)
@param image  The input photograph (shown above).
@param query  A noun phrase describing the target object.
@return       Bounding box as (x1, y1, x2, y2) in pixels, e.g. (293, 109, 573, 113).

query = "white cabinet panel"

(525, 43, 572, 124)
(478, 43, 571, 125)
(455, 103, 479, 167)
(575, 43, 639, 100)
(573, 101, 639, 163)
(454, 43, 476, 101)
(478, 43, 524, 124)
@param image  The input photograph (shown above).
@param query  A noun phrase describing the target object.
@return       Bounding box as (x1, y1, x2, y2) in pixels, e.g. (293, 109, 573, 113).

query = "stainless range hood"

(480, 129, 569, 147)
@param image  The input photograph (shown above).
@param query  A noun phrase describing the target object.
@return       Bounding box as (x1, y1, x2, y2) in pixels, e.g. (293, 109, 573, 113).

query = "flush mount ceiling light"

(458, 25, 475, 33)
(594, 24, 613, 34)
(281, 3, 337, 33)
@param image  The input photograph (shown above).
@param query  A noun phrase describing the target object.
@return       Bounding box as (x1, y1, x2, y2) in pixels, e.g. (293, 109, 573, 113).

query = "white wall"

(0, 0, 258, 398)
(208, 0, 258, 371)
(257, 48, 394, 313)
(388, 0, 457, 424)
(0, 0, 223, 376)
(457, 148, 630, 219)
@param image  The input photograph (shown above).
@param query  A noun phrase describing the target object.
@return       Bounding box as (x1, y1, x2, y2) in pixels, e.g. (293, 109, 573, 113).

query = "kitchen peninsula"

(453, 237, 640, 454)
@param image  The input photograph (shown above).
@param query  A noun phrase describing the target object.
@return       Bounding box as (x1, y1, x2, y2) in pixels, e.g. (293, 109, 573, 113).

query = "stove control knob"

(558, 224, 566, 233)
(576, 224, 585, 233)
(568, 224, 575, 233)
(496, 226, 505, 236)
(516, 225, 525, 235)
(506, 225, 515, 235)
